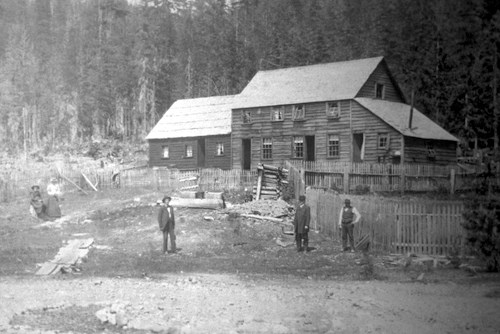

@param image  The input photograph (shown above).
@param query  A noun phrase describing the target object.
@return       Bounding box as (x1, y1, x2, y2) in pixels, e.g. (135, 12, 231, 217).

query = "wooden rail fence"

(306, 188, 466, 255)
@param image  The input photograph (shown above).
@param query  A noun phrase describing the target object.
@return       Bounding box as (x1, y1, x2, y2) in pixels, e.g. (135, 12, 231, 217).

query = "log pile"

(253, 164, 289, 200)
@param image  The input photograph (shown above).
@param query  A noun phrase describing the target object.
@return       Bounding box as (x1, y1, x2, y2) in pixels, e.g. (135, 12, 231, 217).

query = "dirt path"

(1, 274, 500, 334)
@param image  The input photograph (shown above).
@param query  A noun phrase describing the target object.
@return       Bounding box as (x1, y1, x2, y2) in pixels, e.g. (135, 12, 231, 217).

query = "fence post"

(299, 169, 305, 199)
(450, 169, 456, 194)
(343, 168, 349, 194)
(400, 167, 405, 195)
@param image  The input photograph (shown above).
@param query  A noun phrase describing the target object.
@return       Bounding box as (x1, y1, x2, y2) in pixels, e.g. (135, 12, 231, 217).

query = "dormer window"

(326, 102, 340, 118)
(271, 106, 284, 121)
(242, 110, 252, 124)
(375, 83, 385, 99)
(292, 104, 305, 120)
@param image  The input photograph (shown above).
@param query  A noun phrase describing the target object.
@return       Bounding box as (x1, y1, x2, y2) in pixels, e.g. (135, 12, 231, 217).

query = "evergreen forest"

(0, 0, 499, 158)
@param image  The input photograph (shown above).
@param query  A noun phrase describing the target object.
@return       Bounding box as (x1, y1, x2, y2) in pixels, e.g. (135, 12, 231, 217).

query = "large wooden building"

(231, 56, 458, 170)
(146, 95, 234, 169)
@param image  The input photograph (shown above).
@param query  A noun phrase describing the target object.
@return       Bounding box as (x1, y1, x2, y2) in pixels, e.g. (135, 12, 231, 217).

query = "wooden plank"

(35, 262, 61, 276)
(170, 198, 223, 209)
(59, 172, 89, 195)
(81, 171, 98, 191)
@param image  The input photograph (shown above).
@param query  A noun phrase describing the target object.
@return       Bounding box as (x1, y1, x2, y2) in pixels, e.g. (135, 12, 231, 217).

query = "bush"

(462, 175, 500, 272)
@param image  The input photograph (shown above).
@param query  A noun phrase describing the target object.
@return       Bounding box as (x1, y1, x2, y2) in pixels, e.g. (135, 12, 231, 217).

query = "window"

(326, 102, 340, 118)
(162, 146, 169, 159)
(216, 142, 224, 156)
(292, 104, 305, 120)
(378, 133, 389, 149)
(185, 145, 193, 158)
(375, 83, 385, 99)
(262, 138, 273, 159)
(271, 106, 284, 121)
(426, 142, 436, 161)
(327, 135, 340, 158)
(292, 136, 304, 158)
(242, 110, 252, 124)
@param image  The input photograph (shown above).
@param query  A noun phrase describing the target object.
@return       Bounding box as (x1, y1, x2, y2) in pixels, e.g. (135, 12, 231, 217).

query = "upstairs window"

(292, 136, 304, 158)
(378, 133, 389, 150)
(242, 110, 252, 124)
(216, 142, 224, 156)
(327, 135, 340, 158)
(271, 106, 284, 121)
(426, 142, 436, 161)
(326, 101, 340, 118)
(375, 83, 385, 99)
(262, 137, 273, 159)
(185, 145, 193, 158)
(162, 146, 169, 159)
(292, 104, 305, 120)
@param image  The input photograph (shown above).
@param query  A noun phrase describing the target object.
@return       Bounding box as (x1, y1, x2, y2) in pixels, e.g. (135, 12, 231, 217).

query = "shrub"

(462, 174, 500, 272)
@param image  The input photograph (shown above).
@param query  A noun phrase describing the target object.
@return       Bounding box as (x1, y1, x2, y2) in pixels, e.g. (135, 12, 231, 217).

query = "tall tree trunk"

(493, 46, 499, 151)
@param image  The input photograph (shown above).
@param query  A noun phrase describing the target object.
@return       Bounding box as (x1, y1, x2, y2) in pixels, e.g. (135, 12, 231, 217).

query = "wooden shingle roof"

(145, 95, 235, 140)
(355, 98, 458, 142)
(233, 56, 384, 109)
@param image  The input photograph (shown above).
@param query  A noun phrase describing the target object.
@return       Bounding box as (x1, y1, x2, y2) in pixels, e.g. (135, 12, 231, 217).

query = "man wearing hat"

(158, 196, 176, 254)
(293, 195, 311, 252)
(338, 199, 361, 252)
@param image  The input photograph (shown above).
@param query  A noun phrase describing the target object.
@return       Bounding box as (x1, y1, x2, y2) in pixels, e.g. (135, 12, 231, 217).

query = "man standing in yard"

(338, 199, 361, 252)
(294, 195, 311, 252)
(158, 196, 176, 254)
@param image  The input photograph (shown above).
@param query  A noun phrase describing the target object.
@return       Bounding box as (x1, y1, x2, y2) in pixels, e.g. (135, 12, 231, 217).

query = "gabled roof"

(145, 95, 235, 140)
(355, 98, 458, 142)
(233, 56, 385, 109)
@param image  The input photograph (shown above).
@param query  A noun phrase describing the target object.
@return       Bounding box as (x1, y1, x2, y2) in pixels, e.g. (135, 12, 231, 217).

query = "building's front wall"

(148, 134, 232, 170)
(231, 99, 409, 169)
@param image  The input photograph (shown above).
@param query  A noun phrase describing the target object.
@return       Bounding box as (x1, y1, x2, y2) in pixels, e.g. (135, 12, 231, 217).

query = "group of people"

(29, 178, 63, 221)
(293, 195, 361, 253)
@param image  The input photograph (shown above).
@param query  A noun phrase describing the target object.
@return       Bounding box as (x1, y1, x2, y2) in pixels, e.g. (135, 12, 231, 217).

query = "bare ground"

(1, 188, 500, 334)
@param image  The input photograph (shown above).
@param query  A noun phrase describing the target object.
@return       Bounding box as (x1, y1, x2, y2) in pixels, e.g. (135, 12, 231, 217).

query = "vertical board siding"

(306, 188, 466, 255)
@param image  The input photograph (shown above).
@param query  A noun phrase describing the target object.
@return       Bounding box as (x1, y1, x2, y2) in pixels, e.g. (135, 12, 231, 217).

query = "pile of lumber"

(253, 164, 289, 200)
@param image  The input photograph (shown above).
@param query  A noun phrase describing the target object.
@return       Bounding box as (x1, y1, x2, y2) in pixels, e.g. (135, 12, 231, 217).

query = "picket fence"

(0, 163, 257, 202)
(286, 160, 479, 194)
(306, 188, 466, 255)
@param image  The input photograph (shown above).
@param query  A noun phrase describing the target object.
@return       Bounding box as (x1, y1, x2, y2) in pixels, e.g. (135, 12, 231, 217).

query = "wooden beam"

(58, 173, 89, 195)
(80, 171, 98, 191)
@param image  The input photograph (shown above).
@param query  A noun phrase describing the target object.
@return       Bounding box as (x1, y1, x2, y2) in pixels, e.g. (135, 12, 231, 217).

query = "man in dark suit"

(293, 195, 311, 252)
(158, 196, 176, 254)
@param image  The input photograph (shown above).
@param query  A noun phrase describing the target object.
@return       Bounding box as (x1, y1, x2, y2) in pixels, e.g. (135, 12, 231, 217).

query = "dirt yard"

(1, 187, 500, 334)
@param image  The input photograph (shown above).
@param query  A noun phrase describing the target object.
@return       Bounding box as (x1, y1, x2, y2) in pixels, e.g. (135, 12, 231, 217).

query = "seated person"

(30, 185, 48, 220)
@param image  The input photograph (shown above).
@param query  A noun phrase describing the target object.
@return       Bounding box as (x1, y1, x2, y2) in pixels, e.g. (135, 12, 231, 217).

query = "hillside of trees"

(0, 0, 499, 159)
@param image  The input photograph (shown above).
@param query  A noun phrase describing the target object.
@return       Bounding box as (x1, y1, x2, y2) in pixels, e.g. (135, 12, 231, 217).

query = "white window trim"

(326, 101, 340, 118)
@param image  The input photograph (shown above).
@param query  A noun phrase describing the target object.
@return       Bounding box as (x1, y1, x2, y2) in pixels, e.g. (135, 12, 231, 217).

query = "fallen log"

(169, 197, 224, 209)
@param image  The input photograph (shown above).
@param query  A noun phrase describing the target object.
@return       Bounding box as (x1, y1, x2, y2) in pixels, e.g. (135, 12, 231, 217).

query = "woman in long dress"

(45, 177, 62, 219)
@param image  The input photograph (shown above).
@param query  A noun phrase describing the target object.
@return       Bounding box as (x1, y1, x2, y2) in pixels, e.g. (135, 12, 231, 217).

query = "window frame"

(326, 101, 340, 119)
(327, 134, 340, 158)
(216, 142, 224, 156)
(185, 144, 193, 158)
(292, 104, 305, 121)
(292, 136, 304, 159)
(262, 137, 273, 160)
(426, 141, 436, 161)
(378, 133, 390, 150)
(161, 145, 170, 159)
(270, 106, 284, 122)
(375, 83, 385, 99)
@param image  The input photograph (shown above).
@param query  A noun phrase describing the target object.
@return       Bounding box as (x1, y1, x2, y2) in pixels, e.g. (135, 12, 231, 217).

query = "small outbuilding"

(146, 95, 235, 170)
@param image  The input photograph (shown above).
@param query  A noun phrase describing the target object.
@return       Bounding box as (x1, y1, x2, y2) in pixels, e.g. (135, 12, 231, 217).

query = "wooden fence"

(0, 162, 257, 203)
(306, 188, 466, 255)
(286, 160, 481, 194)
